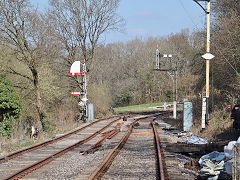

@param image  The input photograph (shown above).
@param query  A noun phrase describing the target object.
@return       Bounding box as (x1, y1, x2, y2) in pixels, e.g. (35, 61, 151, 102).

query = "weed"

(19, 140, 39, 148)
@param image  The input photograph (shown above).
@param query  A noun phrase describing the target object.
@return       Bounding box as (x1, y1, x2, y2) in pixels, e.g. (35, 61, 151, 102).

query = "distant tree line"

(0, 0, 239, 138)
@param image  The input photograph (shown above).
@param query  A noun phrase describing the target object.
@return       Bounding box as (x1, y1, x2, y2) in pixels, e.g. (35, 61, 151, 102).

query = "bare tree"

(46, 0, 125, 118)
(210, 0, 240, 103)
(0, 0, 49, 129)
(48, 0, 125, 70)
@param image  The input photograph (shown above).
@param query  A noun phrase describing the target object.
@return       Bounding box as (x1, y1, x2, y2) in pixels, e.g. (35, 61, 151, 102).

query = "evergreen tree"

(0, 75, 22, 137)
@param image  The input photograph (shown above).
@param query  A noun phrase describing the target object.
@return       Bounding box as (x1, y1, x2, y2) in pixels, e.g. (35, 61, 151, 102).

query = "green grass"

(63, 129, 71, 134)
(113, 102, 167, 114)
(19, 140, 39, 149)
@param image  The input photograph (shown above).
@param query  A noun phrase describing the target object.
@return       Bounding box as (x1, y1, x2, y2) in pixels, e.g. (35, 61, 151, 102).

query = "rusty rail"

(0, 116, 118, 164)
(82, 128, 120, 155)
(87, 115, 156, 180)
(151, 121, 169, 180)
(3, 117, 122, 180)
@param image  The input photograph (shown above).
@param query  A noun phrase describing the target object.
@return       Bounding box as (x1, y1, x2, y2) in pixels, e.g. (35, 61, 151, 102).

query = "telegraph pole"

(205, 1, 211, 124)
(205, 0, 211, 98)
(194, 0, 214, 128)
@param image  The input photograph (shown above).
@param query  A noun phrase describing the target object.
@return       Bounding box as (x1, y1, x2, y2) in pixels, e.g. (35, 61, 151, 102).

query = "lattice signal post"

(69, 61, 88, 123)
(154, 45, 178, 119)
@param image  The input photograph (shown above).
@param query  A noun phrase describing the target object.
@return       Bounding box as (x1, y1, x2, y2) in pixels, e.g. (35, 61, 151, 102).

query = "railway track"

(0, 116, 118, 164)
(87, 113, 196, 180)
(1, 112, 197, 179)
(88, 114, 169, 180)
(0, 116, 125, 179)
(87, 116, 143, 180)
(151, 121, 169, 180)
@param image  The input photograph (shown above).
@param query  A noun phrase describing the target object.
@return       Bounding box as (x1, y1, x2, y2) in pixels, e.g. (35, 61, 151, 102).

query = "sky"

(31, 0, 207, 44)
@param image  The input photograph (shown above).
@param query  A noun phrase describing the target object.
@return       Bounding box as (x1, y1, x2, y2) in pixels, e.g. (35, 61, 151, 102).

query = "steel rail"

(87, 120, 137, 180)
(151, 121, 169, 180)
(0, 115, 119, 164)
(82, 128, 120, 155)
(3, 117, 122, 180)
(88, 115, 157, 180)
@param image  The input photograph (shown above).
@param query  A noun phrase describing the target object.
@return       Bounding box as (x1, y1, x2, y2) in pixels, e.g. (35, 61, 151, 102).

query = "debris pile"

(199, 151, 225, 179)
(182, 134, 208, 145)
(198, 137, 240, 179)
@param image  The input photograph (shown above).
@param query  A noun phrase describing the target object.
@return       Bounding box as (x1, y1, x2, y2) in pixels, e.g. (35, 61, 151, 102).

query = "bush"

(0, 75, 22, 137)
(40, 114, 55, 132)
(115, 91, 133, 107)
(88, 83, 113, 116)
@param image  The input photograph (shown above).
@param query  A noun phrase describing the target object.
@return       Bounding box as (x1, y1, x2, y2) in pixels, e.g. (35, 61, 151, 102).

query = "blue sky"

(31, 0, 206, 44)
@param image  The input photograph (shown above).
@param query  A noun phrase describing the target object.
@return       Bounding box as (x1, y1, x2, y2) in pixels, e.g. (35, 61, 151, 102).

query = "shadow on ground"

(214, 127, 240, 142)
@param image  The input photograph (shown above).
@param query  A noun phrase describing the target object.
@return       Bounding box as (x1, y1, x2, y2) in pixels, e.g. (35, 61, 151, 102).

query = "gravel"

(102, 119, 156, 180)
(24, 117, 135, 179)
(3, 114, 198, 180)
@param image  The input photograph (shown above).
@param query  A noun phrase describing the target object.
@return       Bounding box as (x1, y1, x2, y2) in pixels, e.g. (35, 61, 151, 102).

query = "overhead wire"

(216, 48, 240, 76)
(178, 0, 205, 31)
(179, 0, 239, 107)
(179, 0, 215, 108)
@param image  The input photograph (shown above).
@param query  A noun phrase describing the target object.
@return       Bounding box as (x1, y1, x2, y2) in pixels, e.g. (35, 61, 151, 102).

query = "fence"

(233, 144, 240, 179)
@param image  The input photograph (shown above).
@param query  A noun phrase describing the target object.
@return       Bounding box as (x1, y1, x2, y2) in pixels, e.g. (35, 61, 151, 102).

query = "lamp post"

(193, 0, 214, 128)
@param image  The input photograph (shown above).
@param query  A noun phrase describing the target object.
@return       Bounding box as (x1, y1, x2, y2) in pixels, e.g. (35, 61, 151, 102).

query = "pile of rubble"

(162, 123, 236, 179)
(197, 137, 240, 179)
